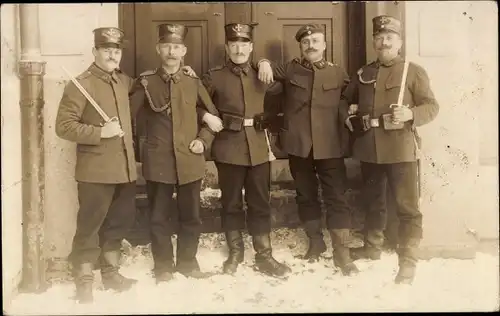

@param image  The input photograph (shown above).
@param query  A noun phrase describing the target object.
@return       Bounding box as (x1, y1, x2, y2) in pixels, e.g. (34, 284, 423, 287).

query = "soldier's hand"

(257, 60, 274, 84)
(348, 104, 359, 115)
(203, 113, 223, 132)
(100, 119, 123, 138)
(391, 105, 413, 124)
(345, 117, 354, 132)
(181, 65, 197, 77)
(189, 139, 205, 154)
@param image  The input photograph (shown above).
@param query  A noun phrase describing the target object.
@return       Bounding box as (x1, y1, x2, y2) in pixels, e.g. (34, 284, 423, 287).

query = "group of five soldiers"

(55, 15, 439, 304)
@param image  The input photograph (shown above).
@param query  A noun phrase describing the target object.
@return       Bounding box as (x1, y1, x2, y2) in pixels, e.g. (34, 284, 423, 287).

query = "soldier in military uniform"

(255, 24, 359, 276)
(199, 23, 291, 278)
(55, 27, 138, 303)
(129, 24, 220, 284)
(341, 16, 439, 284)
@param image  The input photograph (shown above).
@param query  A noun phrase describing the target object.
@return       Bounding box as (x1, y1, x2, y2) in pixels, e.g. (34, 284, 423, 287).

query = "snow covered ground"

(6, 229, 499, 315)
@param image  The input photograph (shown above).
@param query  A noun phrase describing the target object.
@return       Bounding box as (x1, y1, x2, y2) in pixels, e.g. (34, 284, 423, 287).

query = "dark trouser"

(215, 162, 271, 236)
(360, 161, 422, 244)
(288, 150, 351, 229)
(146, 180, 202, 274)
(68, 181, 137, 266)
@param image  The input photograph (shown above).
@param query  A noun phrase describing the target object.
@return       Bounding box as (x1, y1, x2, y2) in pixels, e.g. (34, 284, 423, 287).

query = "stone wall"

(40, 3, 120, 259)
(1, 3, 24, 305)
(403, 1, 498, 254)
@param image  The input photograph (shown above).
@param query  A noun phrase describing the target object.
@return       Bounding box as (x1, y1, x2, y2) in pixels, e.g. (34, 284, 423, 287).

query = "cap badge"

(167, 25, 180, 33)
(379, 16, 391, 25)
(103, 28, 121, 41)
(232, 24, 243, 32)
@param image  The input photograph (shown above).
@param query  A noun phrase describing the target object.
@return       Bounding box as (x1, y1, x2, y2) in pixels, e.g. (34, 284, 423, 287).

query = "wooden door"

(252, 2, 348, 70)
(134, 3, 226, 76)
(252, 2, 348, 158)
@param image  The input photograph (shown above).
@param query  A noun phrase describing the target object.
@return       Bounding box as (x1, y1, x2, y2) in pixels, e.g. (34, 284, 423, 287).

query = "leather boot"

(330, 229, 360, 276)
(350, 229, 384, 261)
(176, 233, 215, 279)
(100, 251, 137, 291)
(73, 263, 94, 304)
(253, 234, 291, 278)
(395, 238, 420, 285)
(223, 231, 245, 274)
(295, 220, 327, 262)
(155, 271, 174, 284)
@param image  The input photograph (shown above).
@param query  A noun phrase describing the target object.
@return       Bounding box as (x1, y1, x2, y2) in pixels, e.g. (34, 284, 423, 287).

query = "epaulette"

(182, 68, 199, 79)
(139, 69, 157, 77)
(207, 65, 225, 73)
(326, 61, 335, 67)
(76, 70, 92, 80)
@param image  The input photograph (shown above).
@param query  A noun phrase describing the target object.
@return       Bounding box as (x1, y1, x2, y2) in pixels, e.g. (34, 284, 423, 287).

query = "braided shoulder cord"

(140, 77, 171, 113)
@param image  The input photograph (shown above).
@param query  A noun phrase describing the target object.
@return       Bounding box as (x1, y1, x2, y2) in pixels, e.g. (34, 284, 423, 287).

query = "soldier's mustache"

(106, 59, 117, 63)
(380, 46, 392, 50)
(305, 48, 318, 53)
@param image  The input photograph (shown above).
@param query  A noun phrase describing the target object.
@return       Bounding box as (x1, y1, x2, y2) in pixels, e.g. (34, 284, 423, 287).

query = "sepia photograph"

(1, 1, 498, 314)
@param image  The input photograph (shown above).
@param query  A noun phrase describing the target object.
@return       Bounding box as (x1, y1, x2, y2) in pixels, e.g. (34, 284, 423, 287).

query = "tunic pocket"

(318, 81, 342, 108)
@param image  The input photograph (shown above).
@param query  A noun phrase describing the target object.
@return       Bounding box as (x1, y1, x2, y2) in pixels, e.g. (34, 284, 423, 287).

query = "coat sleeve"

(55, 81, 102, 145)
(128, 78, 145, 120)
(251, 58, 289, 82)
(339, 70, 359, 126)
(409, 63, 440, 127)
(197, 71, 218, 121)
(195, 79, 219, 151)
(338, 68, 354, 125)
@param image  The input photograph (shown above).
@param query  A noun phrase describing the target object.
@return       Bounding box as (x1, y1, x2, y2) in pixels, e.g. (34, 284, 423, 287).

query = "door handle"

(265, 11, 274, 16)
(213, 12, 221, 16)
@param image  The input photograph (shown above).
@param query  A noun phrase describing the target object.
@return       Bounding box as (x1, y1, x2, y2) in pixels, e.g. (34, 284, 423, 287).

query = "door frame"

(118, 2, 374, 78)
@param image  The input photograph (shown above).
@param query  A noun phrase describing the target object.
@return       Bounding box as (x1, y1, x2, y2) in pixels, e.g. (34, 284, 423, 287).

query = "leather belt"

(243, 118, 254, 127)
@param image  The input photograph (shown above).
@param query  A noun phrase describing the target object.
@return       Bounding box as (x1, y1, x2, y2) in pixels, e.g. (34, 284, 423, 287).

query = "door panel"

(134, 3, 226, 76)
(252, 3, 348, 68)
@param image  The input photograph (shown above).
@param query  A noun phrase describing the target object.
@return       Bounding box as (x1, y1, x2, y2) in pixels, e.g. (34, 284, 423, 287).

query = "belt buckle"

(370, 118, 380, 128)
(244, 119, 254, 127)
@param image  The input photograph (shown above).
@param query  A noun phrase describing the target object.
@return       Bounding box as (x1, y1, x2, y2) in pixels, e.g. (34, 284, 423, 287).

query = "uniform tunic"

(341, 56, 439, 163)
(201, 62, 275, 166)
(130, 67, 219, 185)
(263, 58, 351, 159)
(56, 63, 137, 184)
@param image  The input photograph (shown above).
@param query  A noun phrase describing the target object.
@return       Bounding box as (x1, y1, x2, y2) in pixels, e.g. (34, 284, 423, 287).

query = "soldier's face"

(156, 43, 187, 67)
(373, 31, 402, 62)
(299, 33, 326, 62)
(226, 40, 253, 64)
(93, 47, 122, 72)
